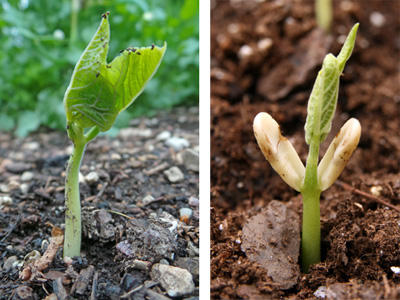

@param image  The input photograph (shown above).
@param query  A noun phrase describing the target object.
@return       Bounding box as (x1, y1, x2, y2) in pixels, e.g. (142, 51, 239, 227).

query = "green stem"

(301, 139, 321, 273)
(69, 0, 79, 48)
(63, 125, 98, 258)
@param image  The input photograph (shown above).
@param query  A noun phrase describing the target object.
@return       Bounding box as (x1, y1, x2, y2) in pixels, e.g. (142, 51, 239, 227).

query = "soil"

(211, 0, 400, 299)
(0, 106, 199, 299)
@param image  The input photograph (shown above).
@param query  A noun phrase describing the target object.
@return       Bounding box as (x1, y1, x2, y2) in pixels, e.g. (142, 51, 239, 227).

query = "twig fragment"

(336, 180, 400, 212)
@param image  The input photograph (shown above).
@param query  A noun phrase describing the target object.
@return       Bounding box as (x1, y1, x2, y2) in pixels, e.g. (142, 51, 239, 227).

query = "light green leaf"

(337, 23, 359, 73)
(305, 25, 358, 144)
(63, 13, 166, 132)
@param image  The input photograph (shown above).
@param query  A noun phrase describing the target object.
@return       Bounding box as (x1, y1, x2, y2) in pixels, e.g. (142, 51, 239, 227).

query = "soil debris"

(241, 200, 300, 289)
(0, 107, 199, 299)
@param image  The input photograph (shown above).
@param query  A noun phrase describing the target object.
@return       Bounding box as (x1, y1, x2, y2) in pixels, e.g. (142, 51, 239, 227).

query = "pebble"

(0, 195, 13, 206)
(85, 171, 99, 184)
(151, 264, 195, 297)
(156, 131, 172, 141)
(370, 12, 385, 28)
(3, 256, 18, 271)
(111, 153, 122, 161)
(391, 266, 400, 274)
(164, 166, 184, 183)
(130, 259, 151, 271)
(182, 149, 199, 172)
(22, 141, 40, 151)
(175, 257, 199, 280)
(188, 196, 199, 207)
(5, 162, 31, 174)
(21, 171, 34, 182)
(180, 208, 193, 224)
(118, 128, 152, 139)
(314, 286, 327, 298)
(142, 194, 156, 206)
(8, 180, 20, 190)
(20, 183, 29, 194)
(257, 37, 273, 52)
(165, 137, 190, 151)
(238, 45, 253, 59)
(78, 172, 85, 183)
(0, 183, 9, 193)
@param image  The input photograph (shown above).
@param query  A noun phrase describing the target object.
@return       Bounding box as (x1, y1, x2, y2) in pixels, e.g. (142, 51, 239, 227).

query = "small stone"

(85, 171, 99, 184)
(238, 45, 253, 59)
(182, 149, 199, 172)
(117, 241, 133, 257)
(3, 256, 18, 271)
(8, 180, 20, 190)
(20, 183, 29, 194)
(151, 264, 195, 297)
(23, 142, 40, 151)
(314, 286, 327, 298)
(78, 172, 85, 183)
(370, 12, 385, 28)
(257, 37, 273, 52)
(164, 167, 184, 183)
(156, 131, 171, 141)
(21, 171, 34, 182)
(165, 137, 190, 151)
(0, 183, 10, 193)
(5, 162, 31, 174)
(175, 257, 199, 281)
(0, 195, 13, 206)
(130, 259, 151, 271)
(111, 153, 122, 160)
(159, 259, 170, 265)
(119, 128, 152, 139)
(370, 186, 383, 197)
(142, 194, 156, 206)
(391, 266, 400, 274)
(188, 196, 199, 207)
(180, 208, 193, 224)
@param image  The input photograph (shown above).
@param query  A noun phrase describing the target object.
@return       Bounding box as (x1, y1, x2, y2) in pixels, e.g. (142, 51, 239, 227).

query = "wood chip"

(70, 265, 95, 295)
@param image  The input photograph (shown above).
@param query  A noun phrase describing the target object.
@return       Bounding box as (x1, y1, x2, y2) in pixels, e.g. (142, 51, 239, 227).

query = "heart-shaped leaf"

(63, 13, 166, 132)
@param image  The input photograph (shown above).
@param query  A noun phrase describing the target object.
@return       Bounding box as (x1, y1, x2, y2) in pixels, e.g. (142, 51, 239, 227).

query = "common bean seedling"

(63, 12, 166, 258)
(253, 24, 360, 272)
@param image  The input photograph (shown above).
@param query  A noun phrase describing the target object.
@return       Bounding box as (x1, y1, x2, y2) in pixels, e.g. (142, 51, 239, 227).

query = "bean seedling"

(253, 24, 360, 272)
(63, 12, 166, 258)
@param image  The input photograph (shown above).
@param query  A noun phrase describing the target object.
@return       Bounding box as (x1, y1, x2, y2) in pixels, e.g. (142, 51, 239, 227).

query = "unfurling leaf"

(63, 14, 167, 132)
(304, 24, 358, 145)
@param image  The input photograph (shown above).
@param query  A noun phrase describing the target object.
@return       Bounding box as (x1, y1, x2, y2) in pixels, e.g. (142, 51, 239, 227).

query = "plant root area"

(0, 107, 199, 299)
(211, 0, 399, 299)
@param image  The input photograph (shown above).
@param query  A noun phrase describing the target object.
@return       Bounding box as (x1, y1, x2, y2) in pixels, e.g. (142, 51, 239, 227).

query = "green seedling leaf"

(305, 24, 358, 144)
(337, 23, 359, 72)
(63, 13, 167, 132)
(305, 54, 340, 144)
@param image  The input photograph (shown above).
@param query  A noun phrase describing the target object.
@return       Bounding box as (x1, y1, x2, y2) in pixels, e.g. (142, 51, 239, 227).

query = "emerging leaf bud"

(318, 118, 361, 191)
(253, 112, 305, 191)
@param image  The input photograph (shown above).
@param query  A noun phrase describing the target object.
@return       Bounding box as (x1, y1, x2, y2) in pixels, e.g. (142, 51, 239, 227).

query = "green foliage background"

(0, 0, 199, 136)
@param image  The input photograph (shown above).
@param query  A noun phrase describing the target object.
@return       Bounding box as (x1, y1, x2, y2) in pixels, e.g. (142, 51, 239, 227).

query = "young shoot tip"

(253, 112, 305, 191)
(318, 118, 361, 191)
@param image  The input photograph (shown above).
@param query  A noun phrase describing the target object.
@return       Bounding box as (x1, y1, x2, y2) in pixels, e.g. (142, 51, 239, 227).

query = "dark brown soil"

(211, 0, 400, 299)
(0, 107, 199, 299)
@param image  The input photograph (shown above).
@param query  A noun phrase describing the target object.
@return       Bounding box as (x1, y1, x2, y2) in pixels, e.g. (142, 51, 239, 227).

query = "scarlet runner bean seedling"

(63, 12, 166, 258)
(253, 24, 360, 273)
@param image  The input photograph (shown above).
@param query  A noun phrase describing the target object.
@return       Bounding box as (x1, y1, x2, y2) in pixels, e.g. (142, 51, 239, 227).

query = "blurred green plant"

(0, 0, 199, 136)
